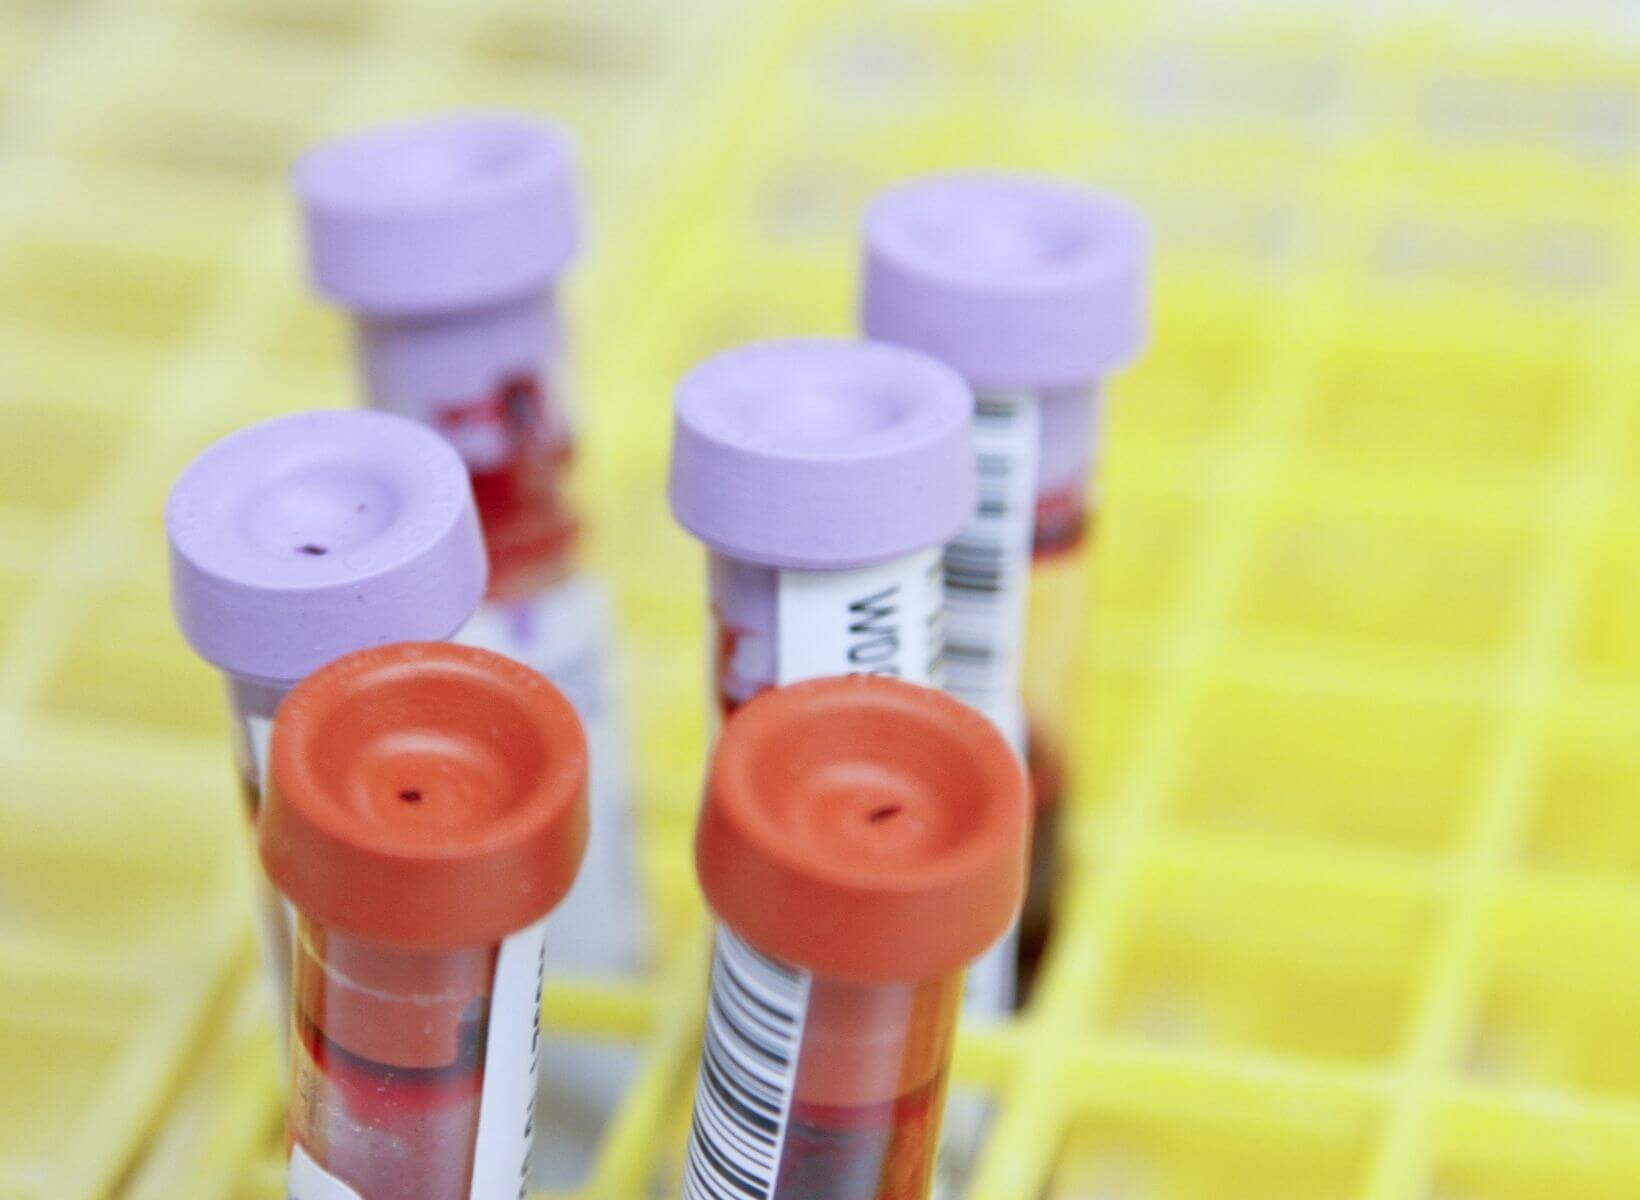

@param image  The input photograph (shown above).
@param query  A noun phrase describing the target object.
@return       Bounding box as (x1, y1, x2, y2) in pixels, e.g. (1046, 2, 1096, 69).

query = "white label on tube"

(287, 1143, 364, 1200)
(776, 546, 943, 688)
(941, 389, 1040, 756)
(683, 928, 811, 1200)
(468, 915, 549, 1200)
(943, 390, 1038, 1020)
(459, 577, 645, 976)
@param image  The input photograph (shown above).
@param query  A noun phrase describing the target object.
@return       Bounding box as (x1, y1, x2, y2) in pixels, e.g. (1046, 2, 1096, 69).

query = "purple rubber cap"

(167, 410, 487, 685)
(293, 113, 581, 317)
(669, 339, 975, 571)
(862, 172, 1148, 390)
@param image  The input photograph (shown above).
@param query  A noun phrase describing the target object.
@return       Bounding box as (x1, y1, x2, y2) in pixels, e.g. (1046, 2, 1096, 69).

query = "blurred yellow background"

(0, 0, 1637, 1197)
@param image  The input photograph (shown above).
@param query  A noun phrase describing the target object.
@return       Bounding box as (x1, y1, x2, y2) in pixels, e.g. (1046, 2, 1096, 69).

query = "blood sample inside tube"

(439, 363, 577, 599)
(287, 917, 499, 1200)
(360, 298, 578, 603)
(683, 675, 1028, 1200)
(265, 642, 585, 1200)
(860, 173, 1145, 1011)
(1018, 384, 1098, 998)
(778, 972, 962, 1200)
(709, 553, 777, 719)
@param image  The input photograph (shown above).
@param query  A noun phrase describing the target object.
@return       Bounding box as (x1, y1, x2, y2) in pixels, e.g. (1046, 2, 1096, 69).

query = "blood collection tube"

(863, 173, 1147, 1000)
(293, 113, 645, 984)
(167, 409, 486, 1037)
(262, 642, 588, 1200)
(667, 339, 973, 723)
(681, 675, 1029, 1200)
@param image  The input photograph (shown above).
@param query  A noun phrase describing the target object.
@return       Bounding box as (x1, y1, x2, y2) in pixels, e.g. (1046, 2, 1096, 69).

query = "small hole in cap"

(398, 788, 422, 804)
(297, 544, 329, 556)
(868, 804, 902, 824)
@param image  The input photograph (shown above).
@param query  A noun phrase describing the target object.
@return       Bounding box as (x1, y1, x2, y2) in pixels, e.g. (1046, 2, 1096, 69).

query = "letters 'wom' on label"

(776, 548, 943, 689)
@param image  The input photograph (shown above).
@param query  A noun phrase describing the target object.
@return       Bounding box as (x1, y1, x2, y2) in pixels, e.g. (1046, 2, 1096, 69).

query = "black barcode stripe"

(719, 950, 797, 1053)
(941, 393, 1037, 707)
(683, 929, 810, 1200)
(924, 554, 945, 685)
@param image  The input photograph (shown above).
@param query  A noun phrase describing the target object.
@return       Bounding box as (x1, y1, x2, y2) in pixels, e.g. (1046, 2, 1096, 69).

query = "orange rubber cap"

(698, 675, 1030, 983)
(261, 642, 588, 949)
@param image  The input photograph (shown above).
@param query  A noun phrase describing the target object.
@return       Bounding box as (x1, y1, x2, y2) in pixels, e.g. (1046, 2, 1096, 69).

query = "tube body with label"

(294, 114, 644, 988)
(863, 173, 1147, 1001)
(667, 338, 974, 724)
(166, 410, 486, 1043)
(262, 643, 588, 1200)
(681, 675, 1029, 1200)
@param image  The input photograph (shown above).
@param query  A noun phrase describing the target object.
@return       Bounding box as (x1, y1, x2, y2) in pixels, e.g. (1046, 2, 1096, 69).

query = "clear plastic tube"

(168, 409, 486, 1072)
(774, 967, 962, 1199)
(224, 674, 297, 1038)
(682, 675, 1028, 1200)
(287, 919, 500, 1200)
(1017, 382, 1099, 997)
(263, 642, 586, 1200)
(709, 553, 776, 719)
(685, 929, 962, 1200)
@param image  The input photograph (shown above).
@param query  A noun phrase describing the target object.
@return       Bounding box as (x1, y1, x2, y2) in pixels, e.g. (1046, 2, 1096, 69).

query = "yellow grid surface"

(0, 1, 1637, 1198)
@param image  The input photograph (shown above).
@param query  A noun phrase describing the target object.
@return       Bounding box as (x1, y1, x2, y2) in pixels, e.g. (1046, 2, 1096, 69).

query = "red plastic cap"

(262, 642, 588, 949)
(698, 675, 1031, 983)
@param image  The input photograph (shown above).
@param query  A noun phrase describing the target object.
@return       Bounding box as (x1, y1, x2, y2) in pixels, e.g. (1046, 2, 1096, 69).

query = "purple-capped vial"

(669, 339, 974, 721)
(293, 113, 580, 602)
(167, 408, 486, 1045)
(863, 172, 1148, 1004)
(294, 113, 643, 1182)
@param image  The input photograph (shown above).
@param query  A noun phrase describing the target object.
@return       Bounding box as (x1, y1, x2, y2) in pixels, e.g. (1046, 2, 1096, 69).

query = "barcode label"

(776, 546, 943, 689)
(942, 391, 1040, 753)
(683, 929, 812, 1200)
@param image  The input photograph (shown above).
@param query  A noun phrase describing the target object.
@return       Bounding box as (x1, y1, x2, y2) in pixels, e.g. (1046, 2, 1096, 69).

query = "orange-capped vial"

(682, 676, 1030, 1200)
(261, 643, 587, 1200)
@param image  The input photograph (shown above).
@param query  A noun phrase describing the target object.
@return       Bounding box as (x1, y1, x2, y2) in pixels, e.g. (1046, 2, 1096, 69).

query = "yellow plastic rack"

(0, 0, 1636, 1197)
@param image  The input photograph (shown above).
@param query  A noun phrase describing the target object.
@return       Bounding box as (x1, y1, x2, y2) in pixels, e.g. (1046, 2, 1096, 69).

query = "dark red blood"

(296, 1009, 485, 1121)
(775, 1070, 947, 1200)
(435, 371, 577, 599)
(237, 771, 261, 823)
(712, 611, 765, 719)
(1032, 485, 1091, 560)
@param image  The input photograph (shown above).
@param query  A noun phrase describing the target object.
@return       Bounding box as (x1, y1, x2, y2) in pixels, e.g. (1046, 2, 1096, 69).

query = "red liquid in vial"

(777, 972, 962, 1200)
(437, 370, 577, 600)
(236, 771, 261, 822)
(1017, 483, 1092, 1003)
(713, 609, 756, 719)
(287, 927, 498, 1200)
(777, 1068, 950, 1200)
(1017, 726, 1064, 1000)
